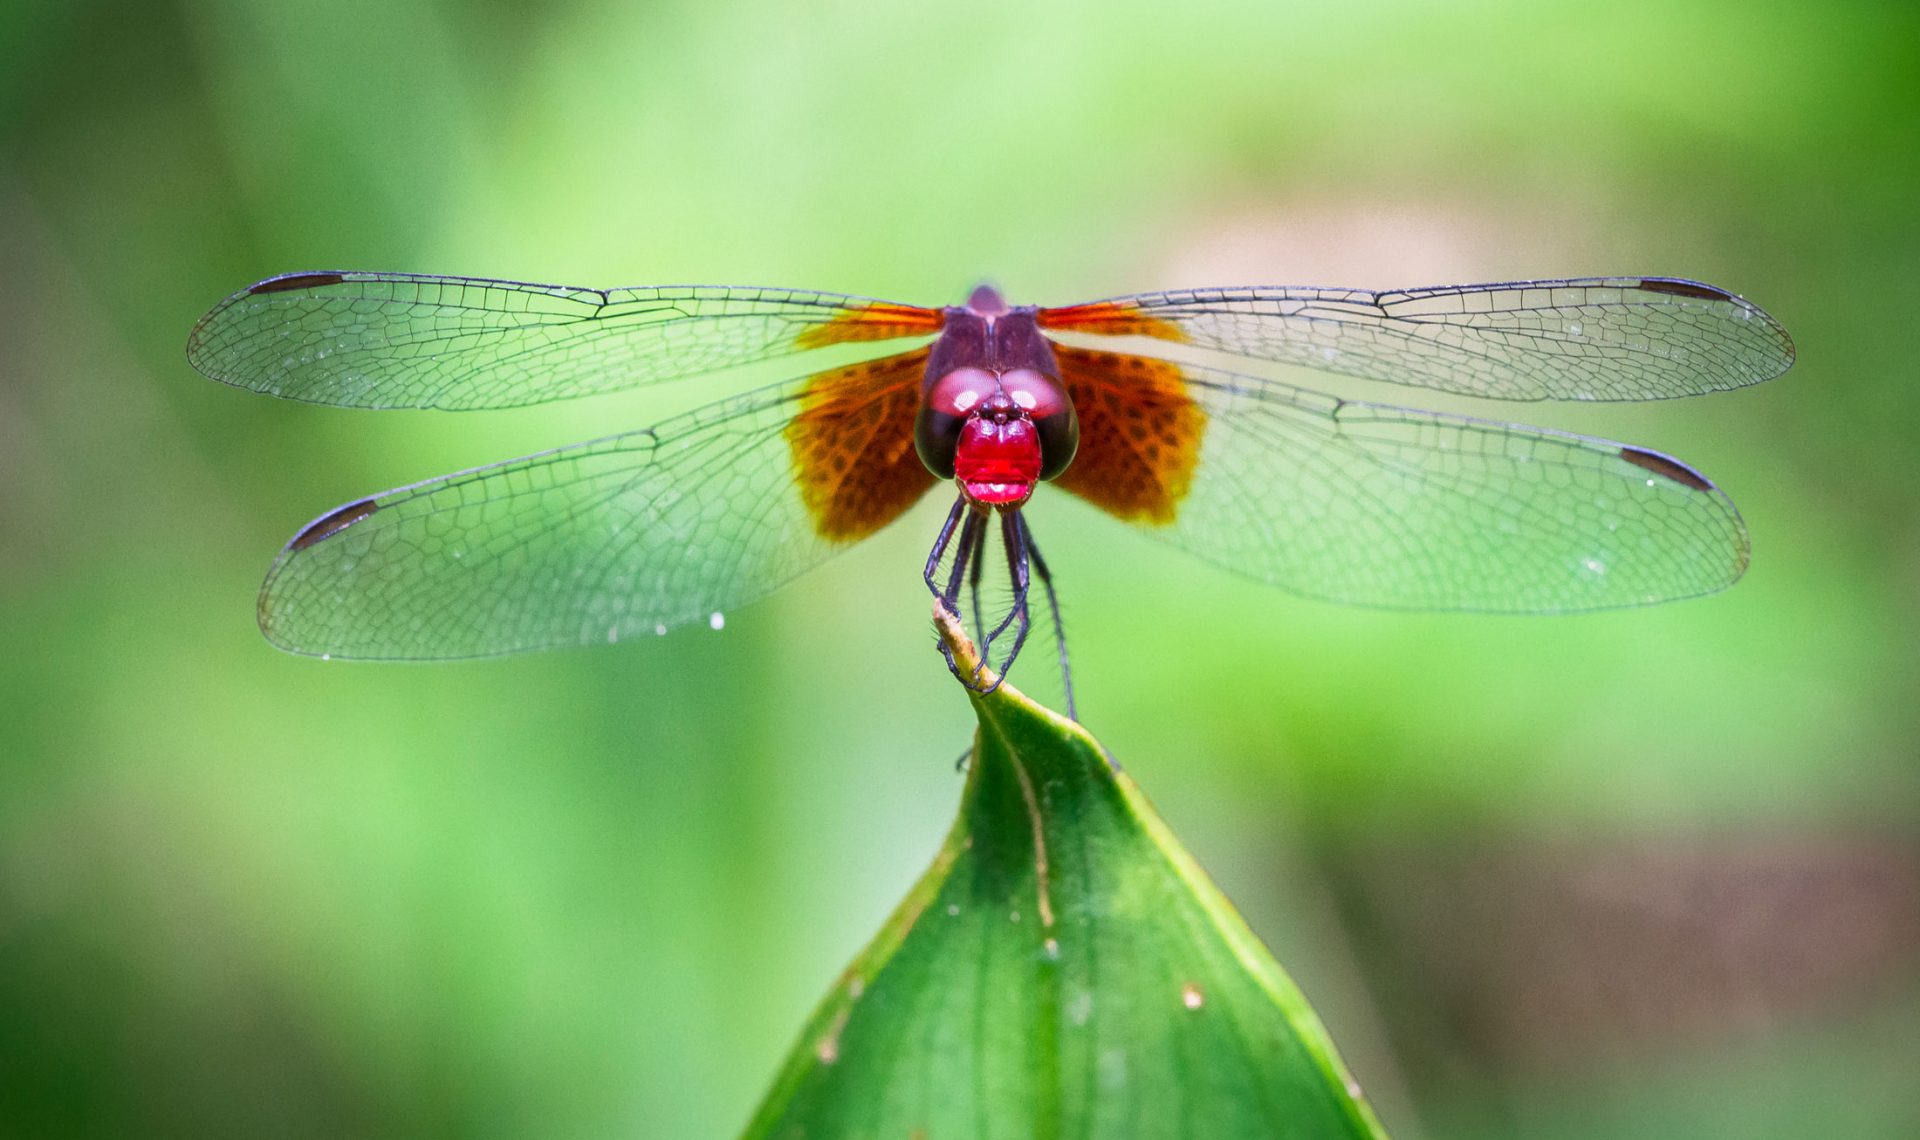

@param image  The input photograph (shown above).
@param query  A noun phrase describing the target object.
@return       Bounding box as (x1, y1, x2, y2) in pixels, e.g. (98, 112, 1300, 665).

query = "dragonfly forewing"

(189, 272, 941, 410)
(1042, 277, 1793, 402)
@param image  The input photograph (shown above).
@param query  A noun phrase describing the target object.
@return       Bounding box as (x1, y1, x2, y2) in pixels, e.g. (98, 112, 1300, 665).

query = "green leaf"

(743, 606, 1389, 1139)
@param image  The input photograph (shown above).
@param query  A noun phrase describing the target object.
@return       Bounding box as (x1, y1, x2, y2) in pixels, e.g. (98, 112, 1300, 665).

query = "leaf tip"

(931, 598, 990, 684)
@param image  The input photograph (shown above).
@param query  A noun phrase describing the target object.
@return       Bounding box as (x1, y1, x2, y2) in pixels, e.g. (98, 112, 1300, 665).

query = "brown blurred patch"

(1312, 831, 1920, 1075)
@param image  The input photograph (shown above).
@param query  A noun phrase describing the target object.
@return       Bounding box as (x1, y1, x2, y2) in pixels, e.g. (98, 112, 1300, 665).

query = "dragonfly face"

(187, 272, 1794, 707)
(915, 286, 1079, 509)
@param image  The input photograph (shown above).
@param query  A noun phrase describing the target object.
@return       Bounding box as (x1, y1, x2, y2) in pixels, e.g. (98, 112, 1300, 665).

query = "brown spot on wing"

(250, 272, 348, 295)
(289, 498, 378, 550)
(1619, 446, 1714, 491)
(793, 301, 944, 350)
(1637, 278, 1732, 302)
(1050, 346, 1205, 525)
(786, 348, 938, 541)
(1037, 300, 1190, 343)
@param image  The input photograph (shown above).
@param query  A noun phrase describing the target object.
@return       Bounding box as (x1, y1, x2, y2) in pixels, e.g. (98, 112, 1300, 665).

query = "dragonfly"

(188, 271, 1793, 711)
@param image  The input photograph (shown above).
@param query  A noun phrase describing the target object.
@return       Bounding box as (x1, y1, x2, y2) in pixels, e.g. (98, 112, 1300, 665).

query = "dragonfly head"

(918, 367, 1079, 508)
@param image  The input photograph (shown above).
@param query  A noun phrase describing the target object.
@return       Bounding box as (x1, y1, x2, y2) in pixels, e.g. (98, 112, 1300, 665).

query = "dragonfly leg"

(924, 495, 967, 596)
(1019, 514, 1076, 722)
(976, 511, 1033, 695)
(969, 518, 988, 647)
(935, 505, 988, 687)
(942, 507, 986, 610)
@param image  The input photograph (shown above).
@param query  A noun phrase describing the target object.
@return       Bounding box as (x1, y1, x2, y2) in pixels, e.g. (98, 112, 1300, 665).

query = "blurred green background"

(3, 0, 1917, 1136)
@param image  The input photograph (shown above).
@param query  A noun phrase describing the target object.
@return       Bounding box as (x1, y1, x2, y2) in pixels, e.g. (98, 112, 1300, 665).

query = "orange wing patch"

(1051, 346, 1205, 525)
(1037, 300, 1189, 343)
(794, 302, 944, 350)
(786, 348, 939, 542)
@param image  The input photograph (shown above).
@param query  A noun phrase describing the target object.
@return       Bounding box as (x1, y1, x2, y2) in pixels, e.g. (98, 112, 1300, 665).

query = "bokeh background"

(4, 1, 1917, 1136)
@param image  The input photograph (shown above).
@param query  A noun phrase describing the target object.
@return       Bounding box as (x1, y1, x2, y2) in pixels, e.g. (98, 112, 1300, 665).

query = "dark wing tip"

(288, 498, 379, 551)
(189, 272, 354, 374)
(1639, 278, 1796, 379)
(1636, 278, 1734, 302)
(248, 271, 349, 295)
(260, 497, 380, 652)
(1619, 446, 1715, 492)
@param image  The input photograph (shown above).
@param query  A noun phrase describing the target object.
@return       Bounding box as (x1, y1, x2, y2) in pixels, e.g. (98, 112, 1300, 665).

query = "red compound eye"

(916, 368, 1001, 478)
(926, 367, 998, 419)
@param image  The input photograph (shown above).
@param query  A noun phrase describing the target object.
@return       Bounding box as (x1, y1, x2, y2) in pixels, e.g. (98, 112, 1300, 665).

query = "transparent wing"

(257, 372, 916, 659)
(1052, 348, 1747, 612)
(188, 271, 941, 409)
(1039, 277, 1793, 402)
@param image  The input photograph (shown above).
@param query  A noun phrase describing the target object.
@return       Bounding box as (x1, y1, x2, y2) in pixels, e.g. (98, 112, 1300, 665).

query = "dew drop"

(946, 904, 961, 917)
(319, 653, 331, 662)
(606, 625, 620, 644)
(1181, 982, 1204, 1010)
(1566, 320, 1584, 337)
(655, 622, 668, 636)
(709, 611, 725, 631)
